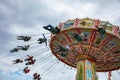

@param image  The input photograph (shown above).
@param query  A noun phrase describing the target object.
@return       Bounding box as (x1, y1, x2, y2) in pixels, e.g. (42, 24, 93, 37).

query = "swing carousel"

(11, 18, 120, 80)
(49, 18, 120, 80)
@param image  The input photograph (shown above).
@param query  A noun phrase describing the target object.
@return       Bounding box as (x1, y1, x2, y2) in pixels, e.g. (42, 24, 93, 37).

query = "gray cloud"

(0, 0, 120, 80)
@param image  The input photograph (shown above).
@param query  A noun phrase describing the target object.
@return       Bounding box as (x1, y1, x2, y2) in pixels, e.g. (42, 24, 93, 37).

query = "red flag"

(108, 71, 112, 80)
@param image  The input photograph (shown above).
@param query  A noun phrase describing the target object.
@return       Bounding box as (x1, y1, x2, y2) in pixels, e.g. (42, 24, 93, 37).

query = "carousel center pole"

(76, 55, 98, 80)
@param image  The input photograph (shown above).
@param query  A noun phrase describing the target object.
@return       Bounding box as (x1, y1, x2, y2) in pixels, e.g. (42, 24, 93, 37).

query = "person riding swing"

(43, 24, 60, 34)
(17, 36, 31, 41)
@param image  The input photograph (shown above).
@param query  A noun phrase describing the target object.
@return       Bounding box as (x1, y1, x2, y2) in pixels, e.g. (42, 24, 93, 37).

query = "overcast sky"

(0, 0, 120, 80)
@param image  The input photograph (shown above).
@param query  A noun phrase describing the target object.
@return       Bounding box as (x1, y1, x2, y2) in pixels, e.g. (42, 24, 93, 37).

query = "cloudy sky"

(0, 0, 120, 80)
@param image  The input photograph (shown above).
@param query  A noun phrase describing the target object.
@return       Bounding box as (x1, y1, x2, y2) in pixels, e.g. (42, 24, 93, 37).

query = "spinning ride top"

(49, 18, 120, 80)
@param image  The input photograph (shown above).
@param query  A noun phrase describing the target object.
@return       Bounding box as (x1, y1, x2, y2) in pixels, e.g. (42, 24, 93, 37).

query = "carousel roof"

(50, 18, 120, 72)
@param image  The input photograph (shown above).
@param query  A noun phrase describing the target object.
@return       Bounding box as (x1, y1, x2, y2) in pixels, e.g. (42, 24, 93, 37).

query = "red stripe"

(98, 46, 118, 58)
(116, 26, 119, 35)
(77, 29, 84, 54)
(92, 36, 113, 57)
(63, 32, 81, 54)
(63, 32, 74, 46)
(87, 31, 96, 54)
(75, 18, 79, 27)
(55, 37, 65, 46)
(98, 37, 113, 50)
(114, 26, 117, 34)
(95, 19, 100, 27)
(113, 26, 119, 35)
